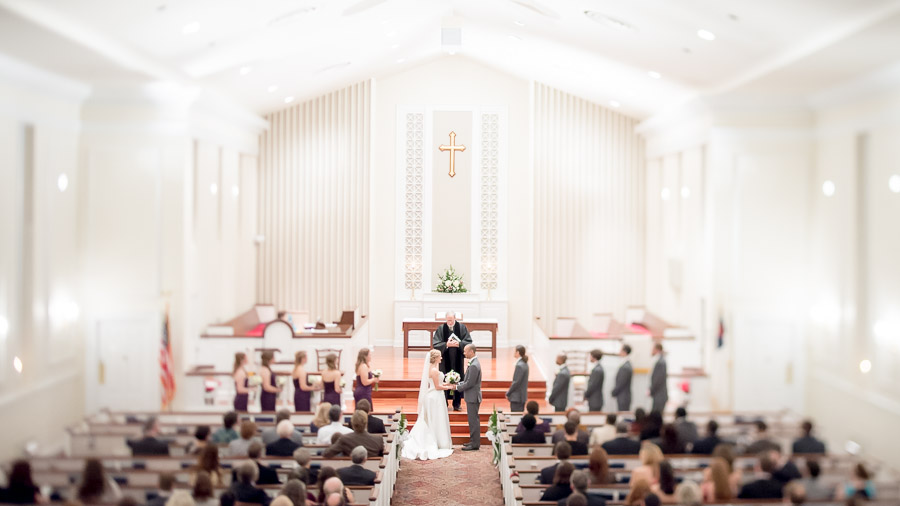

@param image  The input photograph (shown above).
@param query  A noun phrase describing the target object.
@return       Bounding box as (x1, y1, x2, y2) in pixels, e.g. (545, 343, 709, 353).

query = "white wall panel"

(257, 81, 371, 320)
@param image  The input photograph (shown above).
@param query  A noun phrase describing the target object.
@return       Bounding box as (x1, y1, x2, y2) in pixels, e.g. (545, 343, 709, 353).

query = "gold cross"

(438, 131, 466, 178)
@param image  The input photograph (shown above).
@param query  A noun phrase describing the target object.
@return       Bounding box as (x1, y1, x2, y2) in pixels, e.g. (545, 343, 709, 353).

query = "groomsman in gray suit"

(611, 345, 633, 411)
(505, 345, 530, 413)
(452, 344, 483, 450)
(548, 353, 570, 412)
(650, 343, 668, 413)
(583, 349, 605, 412)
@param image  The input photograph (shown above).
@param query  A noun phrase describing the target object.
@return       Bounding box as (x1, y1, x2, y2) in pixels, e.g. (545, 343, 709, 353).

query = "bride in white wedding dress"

(401, 349, 454, 460)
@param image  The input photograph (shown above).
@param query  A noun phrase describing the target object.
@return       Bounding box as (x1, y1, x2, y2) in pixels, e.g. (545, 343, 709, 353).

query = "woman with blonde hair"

(259, 350, 282, 411)
(311, 402, 332, 433)
(291, 351, 321, 412)
(354, 348, 378, 410)
(630, 442, 664, 486)
(701, 457, 735, 501)
(624, 477, 652, 506)
(320, 354, 342, 406)
(233, 352, 250, 411)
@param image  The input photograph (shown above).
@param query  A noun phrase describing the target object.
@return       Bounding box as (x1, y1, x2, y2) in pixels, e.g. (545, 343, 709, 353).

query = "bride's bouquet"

(372, 369, 383, 391)
(444, 371, 461, 386)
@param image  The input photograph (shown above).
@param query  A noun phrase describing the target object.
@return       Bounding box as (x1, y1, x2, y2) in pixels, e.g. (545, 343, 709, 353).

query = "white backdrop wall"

(532, 83, 646, 335)
(257, 82, 371, 323)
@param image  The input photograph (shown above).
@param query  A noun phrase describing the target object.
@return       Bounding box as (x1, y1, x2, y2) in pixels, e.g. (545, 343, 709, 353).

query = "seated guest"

(516, 401, 552, 434)
(630, 408, 647, 436)
(737, 452, 784, 499)
(675, 480, 702, 506)
(0, 460, 44, 504)
(286, 469, 317, 505)
(710, 443, 742, 491)
(338, 446, 377, 486)
(588, 447, 615, 485)
(653, 423, 685, 455)
(262, 410, 305, 446)
(792, 419, 826, 454)
(323, 410, 384, 457)
(540, 442, 572, 485)
(639, 411, 663, 441)
(690, 420, 722, 455)
(270, 496, 294, 506)
(548, 354, 571, 412)
(187, 425, 211, 455)
(798, 460, 834, 501)
(211, 411, 240, 444)
(643, 493, 661, 506)
(565, 493, 588, 506)
(77, 458, 122, 503)
(511, 414, 547, 444)
(838, 463, 876, 500)
(227, 420, 262, 457)
(267, 420, 303, 456)
(624, 478, 652, 506)
(560, 470, 606, 506)
(311, 402, 332, 434)
(784, 481, 807, 506)
(551, 410, 589, 445)
(191, 471, 217, 506)
(219, 491, 236, 506)
(540, 461, 575, 502)
(147, 472, 175, 506)
(562, 420, 589, 456)
(588, 414, 617, 448)
(230, 461, 271, 506)
(165, 491, 196, 506)
(128, 416, 170, 456)
(248, 441, 280, 485)
(191, 445, 223, 486)
(601, 422, 641, 455)
(278, 479, 307, 506)
(315, 468, 355, 505)
(630, 442, 663, 486)
(356, 399, 386, 434)
(700, 457, 735, 502)
(316, 405, 352, 445)
(292, 448, 319, 485)
(673, 407, 698, 448)
(651, 460, 676, 502)
(745, 421, 781, 454)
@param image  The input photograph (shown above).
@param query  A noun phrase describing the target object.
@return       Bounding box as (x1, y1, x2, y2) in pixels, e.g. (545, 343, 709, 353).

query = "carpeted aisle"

(392, 447, 505, 506)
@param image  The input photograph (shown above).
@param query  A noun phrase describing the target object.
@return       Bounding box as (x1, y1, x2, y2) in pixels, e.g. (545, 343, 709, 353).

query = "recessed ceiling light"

(697, 29, 716, 41)
(267, 85, 278, 93)
(239, 66, 251, 75)
(514, 20, 525, 26)
(822, 180, 836, 197)
(661, 188, 671, 201)
(609, 100, 621, 108)
(182, 21, 200, 35)
(209, 183, 218, 195)
(648, 71, 662, 79)
(859, 359, 872, 374)
(57, 173, 68, 192)
(396, 58, 406, 64)
(583, 10, 636, 32)
(681, 186, 691, 198)
(232, 185, 240, 197)
(284, 96, 295, 104)
(508, 34, 522, 41)
(13, 356, 22, 373)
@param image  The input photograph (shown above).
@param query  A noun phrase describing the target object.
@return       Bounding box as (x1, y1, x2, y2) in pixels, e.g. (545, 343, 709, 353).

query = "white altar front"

(392, 292, 508, 349)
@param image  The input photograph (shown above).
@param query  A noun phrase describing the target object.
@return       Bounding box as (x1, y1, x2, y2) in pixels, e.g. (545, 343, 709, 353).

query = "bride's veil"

(416, 351, 433, 420)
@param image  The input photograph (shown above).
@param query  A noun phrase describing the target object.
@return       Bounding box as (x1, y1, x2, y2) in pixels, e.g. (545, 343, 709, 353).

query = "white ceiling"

(2, 0, 900, 118)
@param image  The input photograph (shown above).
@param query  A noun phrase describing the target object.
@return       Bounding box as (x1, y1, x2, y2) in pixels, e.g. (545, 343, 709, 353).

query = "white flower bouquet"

(340, 378, 349, 390)
(247, 374, 263, 387)
(485, 407, 501, 466)
(276, 375, 289, 387)
(435, 265, 468, 293)
(444, 371, 461, 385)
(372, 369, 383, 392)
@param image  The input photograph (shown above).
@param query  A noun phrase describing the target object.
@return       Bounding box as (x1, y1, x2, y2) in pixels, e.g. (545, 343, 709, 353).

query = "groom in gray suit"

(452, 344, 482, 451)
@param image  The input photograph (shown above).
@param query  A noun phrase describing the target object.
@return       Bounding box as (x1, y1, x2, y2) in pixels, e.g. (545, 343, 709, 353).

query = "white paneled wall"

(532, 83, 646, 334)
(258, 81, 371, 321)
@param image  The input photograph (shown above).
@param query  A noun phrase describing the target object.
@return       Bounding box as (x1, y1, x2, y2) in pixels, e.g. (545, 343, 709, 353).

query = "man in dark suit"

(231, 461, 272, 506)
(146, 472, 175, 506)
(559, 470, 607, 506)
(266, 420, 302, 456)
(506, 345, 530, 413)
(128, 417, 170, 456)
(432, 310, 472, 411)
(562, 420, 588, 456)
(745, 421, 781, 455)
(337, 446, 377, 486)
(551, 411, 589, 446)
(548, 354, 570, 412)
(512, 414, 548, 444)
(738, 452, 784, 499)
(539, 441, 572, 485)
(690, 420, 722, 455)
(649, 343, 668, 413)
(601, 422, 641, 455)
(245, 441, 280, 485)
(356, 399, 386, 434)
(261, 410, 304, 446)
(611, 345, 633, 411)
(792, 420, 826, 454)
(583, 349, 604, 412)
(323, 410, 385, 458)
(673, 407, 699, 447)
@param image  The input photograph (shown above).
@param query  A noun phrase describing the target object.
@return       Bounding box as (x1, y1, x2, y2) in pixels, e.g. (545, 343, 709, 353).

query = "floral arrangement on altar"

(485, 406, 501, 466)
(435, 265, 468, 293)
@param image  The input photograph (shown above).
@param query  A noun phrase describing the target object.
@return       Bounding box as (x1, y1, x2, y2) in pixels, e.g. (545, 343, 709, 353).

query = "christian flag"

(160, 306, 176, 409)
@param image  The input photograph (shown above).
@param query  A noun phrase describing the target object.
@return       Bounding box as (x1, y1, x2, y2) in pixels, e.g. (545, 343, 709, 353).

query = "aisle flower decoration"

(485, 406, 501, 466)
(396, 412, 410, 458)
(372, 369, 383, 391)
(435, 265, 468, 293)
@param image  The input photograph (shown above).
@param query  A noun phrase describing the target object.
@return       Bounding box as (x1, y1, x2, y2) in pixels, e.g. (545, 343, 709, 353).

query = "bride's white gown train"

(401, 371, 453, 460)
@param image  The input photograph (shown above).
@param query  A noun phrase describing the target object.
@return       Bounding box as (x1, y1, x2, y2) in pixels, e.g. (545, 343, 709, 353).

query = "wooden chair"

(317, 348, 343, 371)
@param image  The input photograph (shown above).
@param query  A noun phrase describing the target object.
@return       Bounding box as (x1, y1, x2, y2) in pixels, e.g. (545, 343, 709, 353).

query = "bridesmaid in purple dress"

(321, 353, 342, 406)
(259, 351, 281, 411)
(233, 352, 250, 411)
(353, 348, 377, 410)
(292, 351, 321, 411)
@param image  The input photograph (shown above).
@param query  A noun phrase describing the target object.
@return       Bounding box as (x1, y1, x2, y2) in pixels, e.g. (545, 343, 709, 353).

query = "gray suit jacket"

(650, 357, 668, 405)
(456, 357, 482, 404)
(548, 365, 570, 411)
(583, 362, 605, 411)
(611, 361, 632, 409)
(506, 359, 529, 404)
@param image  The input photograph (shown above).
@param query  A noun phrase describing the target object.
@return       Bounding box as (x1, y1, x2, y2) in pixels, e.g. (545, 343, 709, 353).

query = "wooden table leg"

(403, 326, 409, 358)
(492, 329, 497, 358)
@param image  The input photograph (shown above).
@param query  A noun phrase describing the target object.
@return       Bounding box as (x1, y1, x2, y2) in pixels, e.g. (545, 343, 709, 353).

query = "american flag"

(160, 306, 176, 409)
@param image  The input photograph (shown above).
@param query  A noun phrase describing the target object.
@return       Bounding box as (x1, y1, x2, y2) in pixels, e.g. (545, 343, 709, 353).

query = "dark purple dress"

(323, 379, 341, 406)
(234, 377, 248, 411)
(260, 367, 277, 411)
(293, 376, 312, 412)
(354, 371, 374, 409)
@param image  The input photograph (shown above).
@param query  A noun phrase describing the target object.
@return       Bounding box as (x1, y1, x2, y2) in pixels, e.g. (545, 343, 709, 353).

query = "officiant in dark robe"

(432, 311, 472, 411)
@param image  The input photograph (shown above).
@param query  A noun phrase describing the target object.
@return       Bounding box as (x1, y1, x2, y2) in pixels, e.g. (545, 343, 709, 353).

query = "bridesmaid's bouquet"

(340, 378, 349, 390)
(276, 376, 289, 388)
(372, 369, 383, 391)
(247, 373, 263, 387)
(444, 371, 461, 386)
